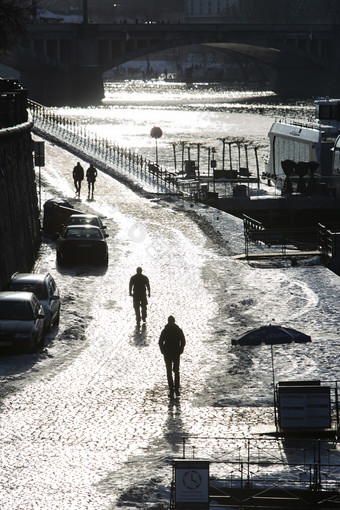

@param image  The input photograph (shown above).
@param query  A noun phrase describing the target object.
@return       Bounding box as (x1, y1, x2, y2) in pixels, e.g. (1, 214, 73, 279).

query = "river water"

(1, 82, 339, 509)
(56, 81, 315, 175)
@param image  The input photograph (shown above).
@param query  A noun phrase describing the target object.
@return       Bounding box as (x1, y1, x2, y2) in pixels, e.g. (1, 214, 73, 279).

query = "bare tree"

(0, 0, 38, 50)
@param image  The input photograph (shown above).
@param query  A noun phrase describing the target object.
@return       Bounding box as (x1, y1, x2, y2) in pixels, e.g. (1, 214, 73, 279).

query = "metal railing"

(170, 434, 340, 508)
(243, 214, 320, 258)
(28, 100, 180, 195)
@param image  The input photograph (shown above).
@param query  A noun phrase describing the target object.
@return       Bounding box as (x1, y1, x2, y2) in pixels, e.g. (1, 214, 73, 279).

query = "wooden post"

(254, 146, 260, 191)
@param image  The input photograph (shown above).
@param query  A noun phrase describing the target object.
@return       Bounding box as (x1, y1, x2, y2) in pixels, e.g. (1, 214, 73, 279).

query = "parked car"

(42, 198, 80, 239)
(56, 225, 109, 265)
(0, 291, 45, 352)
(66, 214, 107, 233)
(7, 272, 60, 331)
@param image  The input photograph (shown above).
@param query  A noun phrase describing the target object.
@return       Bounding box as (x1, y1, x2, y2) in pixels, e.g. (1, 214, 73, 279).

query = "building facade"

(185, 0, 240, 22)
(184, 0, 340, 23)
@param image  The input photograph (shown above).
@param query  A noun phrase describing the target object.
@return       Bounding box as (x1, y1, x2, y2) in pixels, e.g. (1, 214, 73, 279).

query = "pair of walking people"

(72, 162, 97, 198)
(129, 267, 186, 399)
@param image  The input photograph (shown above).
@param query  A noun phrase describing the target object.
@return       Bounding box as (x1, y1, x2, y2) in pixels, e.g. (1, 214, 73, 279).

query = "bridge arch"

(6, 21, 340, 105)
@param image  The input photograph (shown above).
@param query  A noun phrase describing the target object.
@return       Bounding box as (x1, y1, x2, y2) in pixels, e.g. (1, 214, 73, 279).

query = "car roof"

(10, 273, 49, 283)
(0, 291, 36, 302)
(66, 224, 102, 230)
(69, 214, 98, 219)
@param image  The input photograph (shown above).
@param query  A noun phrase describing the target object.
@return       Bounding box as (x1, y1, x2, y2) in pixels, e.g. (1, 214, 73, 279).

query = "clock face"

(183, 470, 202, 490)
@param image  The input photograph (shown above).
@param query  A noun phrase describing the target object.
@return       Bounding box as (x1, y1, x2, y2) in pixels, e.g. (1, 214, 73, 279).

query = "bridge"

(5, 21, 340, 105)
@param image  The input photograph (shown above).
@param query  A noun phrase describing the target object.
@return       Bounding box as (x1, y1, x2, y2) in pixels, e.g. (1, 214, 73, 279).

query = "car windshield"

(0, 301, 33, 320)
(9, 281, 47, 299)
(65, 227, 102, 239)
(68, 217, 100, 226)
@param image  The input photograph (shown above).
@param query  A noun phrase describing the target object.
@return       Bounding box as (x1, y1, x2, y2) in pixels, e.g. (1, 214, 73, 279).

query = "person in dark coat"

(159, 315, 186, 399)
(86, 163, 97, 199)
(72, 162, 84, 197)
(129, 267, 150, 323)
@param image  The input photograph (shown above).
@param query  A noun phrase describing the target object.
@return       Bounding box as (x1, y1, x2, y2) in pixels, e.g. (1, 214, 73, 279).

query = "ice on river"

(0, 140, 339, 509)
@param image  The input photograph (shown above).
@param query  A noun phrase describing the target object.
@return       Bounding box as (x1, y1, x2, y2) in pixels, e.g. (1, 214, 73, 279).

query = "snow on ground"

(0, 137, 339, 509)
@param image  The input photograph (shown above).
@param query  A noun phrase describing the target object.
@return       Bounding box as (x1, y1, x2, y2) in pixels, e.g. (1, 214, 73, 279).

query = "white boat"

(263, 98, 340, 197)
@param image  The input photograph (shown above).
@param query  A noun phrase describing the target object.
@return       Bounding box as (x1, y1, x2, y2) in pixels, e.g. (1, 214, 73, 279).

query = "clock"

(183, 470, 202, 490)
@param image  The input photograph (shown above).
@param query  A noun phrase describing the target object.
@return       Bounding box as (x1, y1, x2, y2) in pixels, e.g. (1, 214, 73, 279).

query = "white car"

(0, 291, 45, 352)
(7, 272, 60, 331)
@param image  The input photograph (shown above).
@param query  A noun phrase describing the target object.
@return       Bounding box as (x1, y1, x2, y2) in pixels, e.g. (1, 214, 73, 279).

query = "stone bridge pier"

(21, 66, 104, 107)
(273, 29, 340, 97)
(20, 26, 105, 106)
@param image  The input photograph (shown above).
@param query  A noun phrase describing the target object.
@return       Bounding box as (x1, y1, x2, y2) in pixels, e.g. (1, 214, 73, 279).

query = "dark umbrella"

(232, 325, 312, 431)
(232, 325, 311, 347)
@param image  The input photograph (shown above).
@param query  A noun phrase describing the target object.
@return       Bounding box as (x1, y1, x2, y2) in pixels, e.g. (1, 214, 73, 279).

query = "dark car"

(66, 214, 107, 233)
(56, 225, 109, 265)
(7, 272, 60, 331)
(0, 291, 45, 352)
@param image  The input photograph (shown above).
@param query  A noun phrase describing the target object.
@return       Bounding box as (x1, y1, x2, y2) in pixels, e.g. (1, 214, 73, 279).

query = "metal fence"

(28, 100, 180, 195)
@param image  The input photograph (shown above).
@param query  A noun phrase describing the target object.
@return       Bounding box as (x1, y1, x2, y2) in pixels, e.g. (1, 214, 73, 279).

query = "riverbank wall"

(0, 80, 41, 289)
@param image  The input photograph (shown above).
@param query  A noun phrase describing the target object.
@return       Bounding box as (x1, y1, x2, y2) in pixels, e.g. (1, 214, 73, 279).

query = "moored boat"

(263, 98, 340, 197)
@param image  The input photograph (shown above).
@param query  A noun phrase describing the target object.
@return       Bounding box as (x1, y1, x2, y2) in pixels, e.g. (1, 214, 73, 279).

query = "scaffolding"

(170, 434, 340, 509)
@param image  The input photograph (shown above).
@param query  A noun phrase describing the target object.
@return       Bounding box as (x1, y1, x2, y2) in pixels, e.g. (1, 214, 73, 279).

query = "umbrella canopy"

(232, 325, 311, 346)
(232, 325, 312, 432)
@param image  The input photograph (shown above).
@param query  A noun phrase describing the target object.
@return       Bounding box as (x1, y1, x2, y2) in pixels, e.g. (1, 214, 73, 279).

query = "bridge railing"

(28, 100, 181, 195)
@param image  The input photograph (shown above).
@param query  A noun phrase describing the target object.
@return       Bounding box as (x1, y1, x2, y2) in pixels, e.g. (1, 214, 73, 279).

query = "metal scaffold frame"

(169, 434, 340, 509)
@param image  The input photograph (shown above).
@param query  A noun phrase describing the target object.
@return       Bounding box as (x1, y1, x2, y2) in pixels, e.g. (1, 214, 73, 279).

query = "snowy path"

(0, 139, 339, 509)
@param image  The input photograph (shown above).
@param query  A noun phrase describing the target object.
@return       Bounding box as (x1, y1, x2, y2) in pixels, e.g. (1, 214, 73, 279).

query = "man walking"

(159, 316, 186, 399)
(72, 161, 84, 197)
(86, 163, 97, 199)
(129, 267, 150, 323)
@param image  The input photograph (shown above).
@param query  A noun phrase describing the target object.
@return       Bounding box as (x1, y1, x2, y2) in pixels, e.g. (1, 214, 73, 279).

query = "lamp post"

(218, 137, 227, 170)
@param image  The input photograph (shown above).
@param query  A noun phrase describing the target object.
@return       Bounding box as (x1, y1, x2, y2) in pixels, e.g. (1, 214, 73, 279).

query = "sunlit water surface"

(54, 81, 315, 171)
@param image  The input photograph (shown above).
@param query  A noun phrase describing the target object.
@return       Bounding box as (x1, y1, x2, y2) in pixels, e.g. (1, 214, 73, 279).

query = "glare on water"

(55, 82, 297, 171)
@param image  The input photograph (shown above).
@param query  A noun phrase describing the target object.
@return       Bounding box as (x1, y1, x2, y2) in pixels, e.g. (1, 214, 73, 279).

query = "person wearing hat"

(159, 316, 186, 399)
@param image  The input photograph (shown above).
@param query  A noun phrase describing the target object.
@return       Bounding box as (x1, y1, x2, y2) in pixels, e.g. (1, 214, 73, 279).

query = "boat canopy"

(268, 121, 322, 144)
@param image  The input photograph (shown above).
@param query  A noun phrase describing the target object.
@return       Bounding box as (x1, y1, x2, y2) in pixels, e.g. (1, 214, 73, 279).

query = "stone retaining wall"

(0, 120, 41, 288)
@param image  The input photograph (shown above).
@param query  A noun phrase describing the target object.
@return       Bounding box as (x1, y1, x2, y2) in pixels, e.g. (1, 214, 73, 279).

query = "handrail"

(28, 99, 180, 195)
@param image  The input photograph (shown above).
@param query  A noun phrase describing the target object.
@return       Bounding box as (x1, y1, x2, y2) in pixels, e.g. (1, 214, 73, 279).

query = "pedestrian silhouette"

(73, 162, 84, 197)
(129, 267, 150, 323)
(159, 316, 186, 399)
(86, 163, 97, 199)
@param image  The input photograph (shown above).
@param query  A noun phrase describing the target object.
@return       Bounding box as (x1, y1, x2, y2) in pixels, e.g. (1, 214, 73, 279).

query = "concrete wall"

(0, 120, 41, 289)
